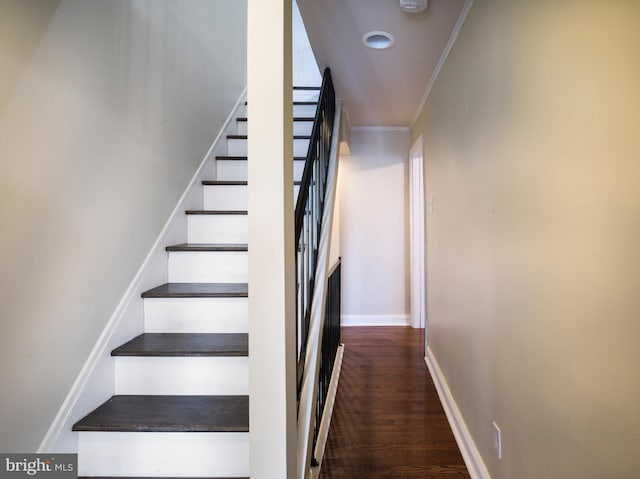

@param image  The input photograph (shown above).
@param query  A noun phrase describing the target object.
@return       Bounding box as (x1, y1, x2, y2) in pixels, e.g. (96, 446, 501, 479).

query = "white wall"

(338, 127, 410, 325)
(292, 0, 321, 87)
(411, 1, 640, 477)
(0, 0, 246, 452)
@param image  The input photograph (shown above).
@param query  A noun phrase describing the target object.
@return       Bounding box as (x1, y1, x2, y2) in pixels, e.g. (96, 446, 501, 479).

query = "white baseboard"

(341, 314, 410, 327)
(425, 347, 491, 479)
(38, 88, 247, 454)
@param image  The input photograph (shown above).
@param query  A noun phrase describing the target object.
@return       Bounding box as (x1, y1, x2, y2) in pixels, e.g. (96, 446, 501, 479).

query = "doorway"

(409, 136, 426, 343)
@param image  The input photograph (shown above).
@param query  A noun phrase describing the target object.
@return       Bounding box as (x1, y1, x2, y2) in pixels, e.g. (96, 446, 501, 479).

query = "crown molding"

(411, 0, 475, 125)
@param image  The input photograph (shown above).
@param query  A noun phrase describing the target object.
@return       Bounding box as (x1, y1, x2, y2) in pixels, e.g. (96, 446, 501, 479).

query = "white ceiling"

(296, 0, 466, 127)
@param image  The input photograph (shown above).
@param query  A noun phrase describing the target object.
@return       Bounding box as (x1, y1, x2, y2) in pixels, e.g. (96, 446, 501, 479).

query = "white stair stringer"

(78, 431, 249, 477)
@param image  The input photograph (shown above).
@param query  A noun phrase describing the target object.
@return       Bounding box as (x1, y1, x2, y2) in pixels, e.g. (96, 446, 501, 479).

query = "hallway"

(319, 327, 469, 479)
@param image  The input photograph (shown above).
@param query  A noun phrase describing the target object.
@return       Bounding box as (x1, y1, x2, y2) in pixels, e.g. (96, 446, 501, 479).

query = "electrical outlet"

(492, 421, 502, 460)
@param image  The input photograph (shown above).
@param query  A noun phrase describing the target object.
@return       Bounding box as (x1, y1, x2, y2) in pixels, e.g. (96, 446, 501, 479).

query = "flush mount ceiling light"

(399, 0, 429, 13)
(362, 31, 395, 50)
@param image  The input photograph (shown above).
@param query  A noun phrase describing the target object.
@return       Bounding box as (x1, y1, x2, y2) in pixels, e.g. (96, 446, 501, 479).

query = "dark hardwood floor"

(319, 327, 470, 479)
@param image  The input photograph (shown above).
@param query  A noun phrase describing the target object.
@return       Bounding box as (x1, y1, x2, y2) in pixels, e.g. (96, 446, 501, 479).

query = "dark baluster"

(312, 258, 341, 461)
(294, 69, 337, 420)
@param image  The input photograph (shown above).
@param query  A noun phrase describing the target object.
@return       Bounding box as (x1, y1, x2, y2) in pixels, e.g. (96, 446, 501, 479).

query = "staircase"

(72, 86, 320, 478)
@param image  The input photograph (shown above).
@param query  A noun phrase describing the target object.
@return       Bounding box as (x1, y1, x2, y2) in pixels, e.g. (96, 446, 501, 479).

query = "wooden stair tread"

(202, 180, 247, 186)
(214, 156, 249, 161)
(293, 86, 321, 90)
(166, 243, 248, 252)
(72, 395, 249, 432)
(227, 134, 310, 140)
(244, 100, 317, 105)
(200, 181, 298, 189)
(111, 333, 248, 357)
(78, 477, 248, 479)
(236, 116, 314, 122)
(185, 210, 247, 215)
(142, 283, 248, 298)
(215, 156, 307, 161)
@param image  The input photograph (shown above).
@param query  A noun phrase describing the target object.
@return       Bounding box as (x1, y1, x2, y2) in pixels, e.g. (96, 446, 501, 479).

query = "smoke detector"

(399, 0, 429, 13)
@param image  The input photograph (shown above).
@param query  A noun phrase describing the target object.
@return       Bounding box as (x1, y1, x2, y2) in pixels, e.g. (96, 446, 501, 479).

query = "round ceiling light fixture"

(399, 0, 429, 13)
(362, 31, 395, 50)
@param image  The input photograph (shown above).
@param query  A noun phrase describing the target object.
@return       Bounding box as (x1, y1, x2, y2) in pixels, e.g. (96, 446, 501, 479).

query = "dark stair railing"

(294, 68, 342, 478)
(295, 67, 336, 389)
(311, 257, 341, 466)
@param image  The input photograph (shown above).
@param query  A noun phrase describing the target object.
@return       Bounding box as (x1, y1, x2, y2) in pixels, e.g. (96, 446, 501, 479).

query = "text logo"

(1, 455, 76, 479)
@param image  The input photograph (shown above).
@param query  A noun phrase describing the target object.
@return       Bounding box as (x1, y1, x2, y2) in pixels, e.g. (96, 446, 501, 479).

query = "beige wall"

(338, 127, 410, 322)
(411, 1, 640, 478)
(0, 0, 246, 452)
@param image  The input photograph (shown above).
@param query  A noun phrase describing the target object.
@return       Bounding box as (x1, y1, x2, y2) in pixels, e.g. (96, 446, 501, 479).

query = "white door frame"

(409, 136, 426, 332)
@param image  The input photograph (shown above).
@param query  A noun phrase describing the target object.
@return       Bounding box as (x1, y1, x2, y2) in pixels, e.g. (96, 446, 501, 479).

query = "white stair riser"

(168, 251, 248, 283)
(227, 138, 310, 157)
(114, 357, 248, 395)
(187, 214, 247, 243)
(216, 159, 303, 182)
(236, 120, 313, 136)
(294, 121, 314, 136)
(203, 184, 247, 210)
(144, 297, 248, 333)
(227, 138, 247, 157)
(295, 138, 310, 157)
(78, 432, 249, 477)
(238, 103, 317, 117)
(294, 160, 305, 182)
(293, 89, 320, 102)
(294, 104, 317, 116)
(217, 159, 247, 181)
